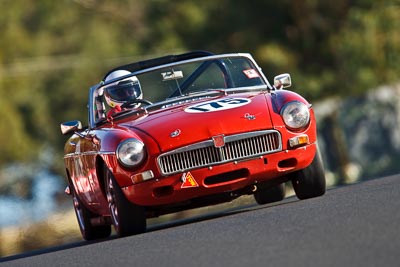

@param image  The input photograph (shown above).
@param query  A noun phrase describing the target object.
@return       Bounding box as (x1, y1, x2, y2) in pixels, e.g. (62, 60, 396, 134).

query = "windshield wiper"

(148, 90, 226, 111)
(168, 89, 227, 98)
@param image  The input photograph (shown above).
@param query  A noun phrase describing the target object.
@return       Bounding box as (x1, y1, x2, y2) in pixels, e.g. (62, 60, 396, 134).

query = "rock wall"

(315, 83, 400, 183)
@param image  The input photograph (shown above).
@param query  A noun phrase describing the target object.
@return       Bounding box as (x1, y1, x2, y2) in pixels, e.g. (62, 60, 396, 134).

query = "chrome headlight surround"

(116, 138, 146, 168)
(281, 101, 310, 130)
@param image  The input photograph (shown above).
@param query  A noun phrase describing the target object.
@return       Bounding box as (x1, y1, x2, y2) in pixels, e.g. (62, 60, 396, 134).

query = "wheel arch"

(95, 155, 109, 199)
(65, 168, 72, 184)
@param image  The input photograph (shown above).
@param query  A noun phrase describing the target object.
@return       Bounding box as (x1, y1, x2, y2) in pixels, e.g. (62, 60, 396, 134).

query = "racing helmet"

(104, 70, 142, 108)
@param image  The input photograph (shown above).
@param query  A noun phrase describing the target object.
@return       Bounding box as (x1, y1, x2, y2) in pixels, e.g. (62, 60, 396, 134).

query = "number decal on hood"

(185, 97, 251, 113)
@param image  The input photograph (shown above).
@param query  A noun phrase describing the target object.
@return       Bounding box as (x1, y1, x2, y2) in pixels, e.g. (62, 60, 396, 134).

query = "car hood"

(121, 93, 274, 152)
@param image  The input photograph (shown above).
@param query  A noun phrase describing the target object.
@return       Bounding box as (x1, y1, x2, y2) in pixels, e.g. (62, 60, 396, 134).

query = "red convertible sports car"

(61, 51, 326, 240)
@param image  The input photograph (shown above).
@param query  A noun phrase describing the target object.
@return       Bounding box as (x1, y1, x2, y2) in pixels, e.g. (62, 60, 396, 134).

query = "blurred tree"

(332, 1, 400, 95)
(0, 0, 399, 176)
(0, 0, 146, 170)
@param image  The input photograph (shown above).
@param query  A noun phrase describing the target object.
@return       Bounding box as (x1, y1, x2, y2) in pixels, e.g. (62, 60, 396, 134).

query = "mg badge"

(170, 129, 181, 138)
(212, 134, 225, 148)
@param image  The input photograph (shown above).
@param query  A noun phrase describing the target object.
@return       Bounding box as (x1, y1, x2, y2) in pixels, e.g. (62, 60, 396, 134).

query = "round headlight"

(281, 101, 310, 130)
(116, 139, 146, 168)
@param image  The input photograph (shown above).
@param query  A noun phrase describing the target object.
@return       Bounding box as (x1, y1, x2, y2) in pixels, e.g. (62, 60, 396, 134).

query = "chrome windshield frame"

(88, 83, 101, 129)
(88, 53, 273, 129)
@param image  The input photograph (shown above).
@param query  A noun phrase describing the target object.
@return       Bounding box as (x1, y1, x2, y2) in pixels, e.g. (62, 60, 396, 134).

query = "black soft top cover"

(103, 51, 214, 80)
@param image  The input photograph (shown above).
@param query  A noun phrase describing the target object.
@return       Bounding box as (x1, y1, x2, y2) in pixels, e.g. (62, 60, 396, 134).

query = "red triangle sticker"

(181, 172, 199, 188)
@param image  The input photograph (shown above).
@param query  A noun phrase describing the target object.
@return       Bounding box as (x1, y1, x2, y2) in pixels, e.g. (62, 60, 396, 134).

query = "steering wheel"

(121, 99, 153, 109)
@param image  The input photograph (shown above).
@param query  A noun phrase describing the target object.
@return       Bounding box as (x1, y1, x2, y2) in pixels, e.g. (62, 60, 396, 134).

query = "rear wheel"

(71, 185, 111, 240)
(105, 167, 146, 237)
(290, 149, 326, 200)
(254, 183, 286, 205)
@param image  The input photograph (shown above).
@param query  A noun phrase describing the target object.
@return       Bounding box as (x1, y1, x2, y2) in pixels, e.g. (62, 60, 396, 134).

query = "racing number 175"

(187, 98, 250, 112)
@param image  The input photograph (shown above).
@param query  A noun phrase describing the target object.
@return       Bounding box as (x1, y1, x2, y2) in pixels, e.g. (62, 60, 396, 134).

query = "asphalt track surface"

(1, 175, 400, 267)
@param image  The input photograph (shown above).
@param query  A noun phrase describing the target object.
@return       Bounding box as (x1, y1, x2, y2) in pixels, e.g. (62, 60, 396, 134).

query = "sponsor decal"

(243, 69, 260, 79)
(244, 113, 256, 120)
(181, 172, 199, 188)
(185, 97, 251, 113)
(161, 70, 184, 81)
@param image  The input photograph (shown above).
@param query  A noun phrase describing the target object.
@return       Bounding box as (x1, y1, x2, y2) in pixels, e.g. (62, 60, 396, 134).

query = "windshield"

(135, 56, 266, 102)
(91, 54, 268, 125)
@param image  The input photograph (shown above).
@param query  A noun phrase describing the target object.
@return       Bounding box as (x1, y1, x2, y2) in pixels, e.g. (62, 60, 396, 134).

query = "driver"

(103, 70, 143, 116)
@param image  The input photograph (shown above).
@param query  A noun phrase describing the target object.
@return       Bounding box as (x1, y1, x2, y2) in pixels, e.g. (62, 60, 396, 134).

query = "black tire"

(290, 149, 326, 200)
(71, 185, 112, 241)
(254, 183, 286, 205)
(105, 167, 146, 237)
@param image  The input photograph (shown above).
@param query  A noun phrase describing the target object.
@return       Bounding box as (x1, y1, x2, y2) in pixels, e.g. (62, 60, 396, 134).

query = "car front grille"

(157, 130, 282, 175)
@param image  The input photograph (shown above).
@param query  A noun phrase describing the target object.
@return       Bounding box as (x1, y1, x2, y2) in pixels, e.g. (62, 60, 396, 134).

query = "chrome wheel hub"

(106, 175, 119, 229)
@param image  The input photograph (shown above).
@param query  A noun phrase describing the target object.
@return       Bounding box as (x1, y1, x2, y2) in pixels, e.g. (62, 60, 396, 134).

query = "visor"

(105, 80, 141, 102)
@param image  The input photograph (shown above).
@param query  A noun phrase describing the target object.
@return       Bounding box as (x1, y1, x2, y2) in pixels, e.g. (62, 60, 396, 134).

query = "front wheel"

(290, 149, 326, 200)
(71, 184, 111, 241)
(105, 167, 146, 237)
(254, 183, 286, 205)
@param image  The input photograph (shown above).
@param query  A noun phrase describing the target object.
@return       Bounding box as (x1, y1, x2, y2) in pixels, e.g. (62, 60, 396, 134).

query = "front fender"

(270, 90, 311, 114)
(97, 127, 162, 189)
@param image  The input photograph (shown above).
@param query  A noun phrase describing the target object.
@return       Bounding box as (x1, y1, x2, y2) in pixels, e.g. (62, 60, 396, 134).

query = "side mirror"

(273, 73, 291, 89)
(61, 120, 82, 135)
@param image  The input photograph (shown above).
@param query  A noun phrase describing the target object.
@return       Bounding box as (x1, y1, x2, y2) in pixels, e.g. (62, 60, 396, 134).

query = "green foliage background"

(0, 0, 399, 174)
